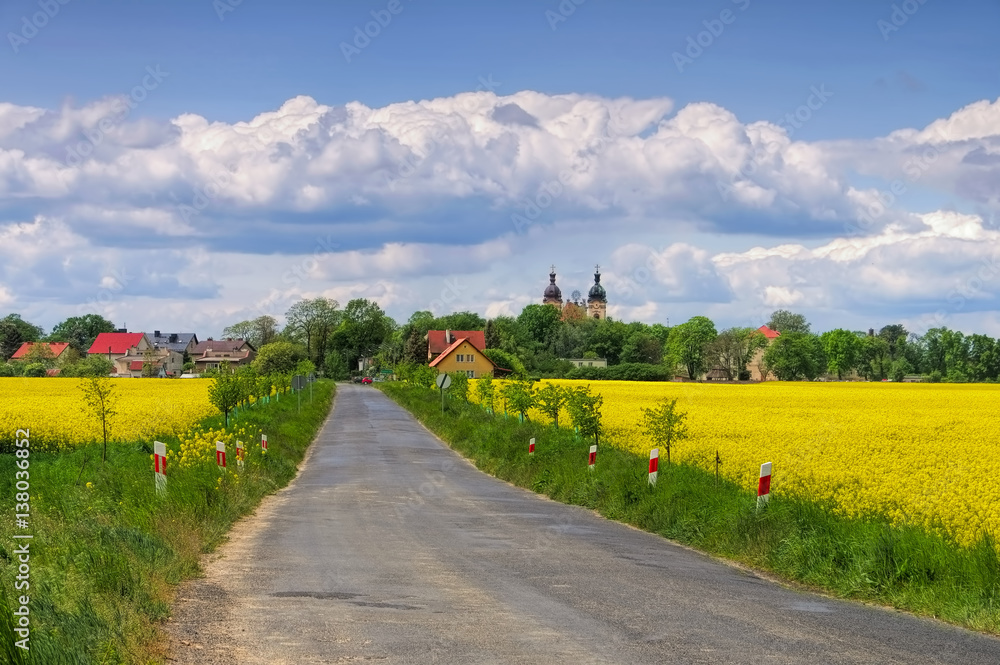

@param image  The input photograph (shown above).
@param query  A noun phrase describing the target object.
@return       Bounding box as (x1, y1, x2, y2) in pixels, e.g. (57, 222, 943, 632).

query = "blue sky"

(1, 0, 998, 336)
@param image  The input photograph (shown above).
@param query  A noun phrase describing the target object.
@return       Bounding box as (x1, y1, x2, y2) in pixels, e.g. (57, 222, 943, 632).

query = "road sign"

(153, 440, 167, 495)
(292, 375, 306, 390)
(435, 373, 452, 390)
(648, 448, 659, 486)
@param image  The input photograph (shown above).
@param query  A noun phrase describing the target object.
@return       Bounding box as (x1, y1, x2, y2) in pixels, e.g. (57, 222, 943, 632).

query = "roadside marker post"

(216, 441, 227, 471)
(153, 441, 167, 495)
(648, 448, 659, 486)
(757, 462, 772, 511)
(588, 444, 597, 471)
(261, 433, 268, 455)
(236, 440, 245, 470)
(529, 437, 535, 455)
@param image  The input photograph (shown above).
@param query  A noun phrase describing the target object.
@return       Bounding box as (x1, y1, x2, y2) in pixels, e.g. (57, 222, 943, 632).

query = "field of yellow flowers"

(527, 380, 1000, 548)
(0, 377, 214, 451)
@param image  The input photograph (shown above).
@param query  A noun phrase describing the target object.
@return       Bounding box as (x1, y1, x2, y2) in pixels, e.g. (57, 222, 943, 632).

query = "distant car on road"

(361, 377, 373, 384)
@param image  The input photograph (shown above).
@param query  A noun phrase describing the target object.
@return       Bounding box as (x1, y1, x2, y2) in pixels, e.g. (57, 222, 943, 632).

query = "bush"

(565, 362, 673, 382)
(23, 362, 46, 377)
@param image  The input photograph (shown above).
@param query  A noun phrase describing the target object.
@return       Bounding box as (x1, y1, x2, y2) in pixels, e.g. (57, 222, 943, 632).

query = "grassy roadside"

(0, 380, 335, 664)
(380, 382, 1000, 635)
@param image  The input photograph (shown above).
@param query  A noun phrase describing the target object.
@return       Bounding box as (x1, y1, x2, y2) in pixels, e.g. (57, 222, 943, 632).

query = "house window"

(466, 370, 475, 378)
(456, 354, 464, 362)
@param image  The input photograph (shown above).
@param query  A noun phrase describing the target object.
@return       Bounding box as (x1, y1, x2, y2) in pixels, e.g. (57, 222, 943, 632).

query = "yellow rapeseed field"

(0, 377, 215, 451)
(520, 380, 1000, 547)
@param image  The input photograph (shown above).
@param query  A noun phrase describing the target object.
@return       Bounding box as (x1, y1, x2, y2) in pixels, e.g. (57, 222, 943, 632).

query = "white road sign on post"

(153, 440, 167, 495)
(216, 441, 227, 471)
(757, 462, 773, 511)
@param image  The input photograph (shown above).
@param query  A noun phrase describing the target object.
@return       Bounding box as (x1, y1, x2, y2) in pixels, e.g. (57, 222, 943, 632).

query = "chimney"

(169, 333, 178, 343)
(154, 330, 161, 338)
(868, 328, 874, 337)
(446, 329, 452, 344)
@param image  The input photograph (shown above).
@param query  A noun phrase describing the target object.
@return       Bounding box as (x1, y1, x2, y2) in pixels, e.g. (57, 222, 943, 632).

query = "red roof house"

(427, 330, 486, 360)
(757, 325, 781, 340)
(11, 342, 70, 360)
(87, 332, 150, 357)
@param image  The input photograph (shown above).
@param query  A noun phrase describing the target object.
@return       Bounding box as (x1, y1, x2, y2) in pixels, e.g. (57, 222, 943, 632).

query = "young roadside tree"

(566, 385, 603, 446)
(500, 380, 536, 421)
(475, 375, 495, 414)
(79, 377, 118, 463)
(208, 361, 242, 426)
(535, 383, 568, 428)
(641, 398, 689, 466)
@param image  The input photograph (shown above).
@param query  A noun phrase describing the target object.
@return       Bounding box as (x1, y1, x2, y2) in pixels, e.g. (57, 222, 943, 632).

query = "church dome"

(588, 270, 606, 302)
(543, 268, 562, 300)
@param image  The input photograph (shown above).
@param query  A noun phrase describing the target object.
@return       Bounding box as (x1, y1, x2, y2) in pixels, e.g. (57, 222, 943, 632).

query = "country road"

(167, 383, 1000, 664)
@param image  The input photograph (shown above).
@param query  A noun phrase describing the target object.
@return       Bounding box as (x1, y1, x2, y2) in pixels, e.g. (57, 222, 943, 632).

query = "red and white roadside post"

(216, 441, 227, 471)
(236, 440, 245, 470)
(757, 462, 772, 511)
(648, 448, 659, 486)
(588, 444, 597, 471)
(153, 440, 167, 495)
(261, 433, 268, 455)
(529, 437, 536, 455)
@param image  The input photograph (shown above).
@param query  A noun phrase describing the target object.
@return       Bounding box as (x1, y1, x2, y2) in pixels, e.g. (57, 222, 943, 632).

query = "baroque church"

(542, 265, 607, 320)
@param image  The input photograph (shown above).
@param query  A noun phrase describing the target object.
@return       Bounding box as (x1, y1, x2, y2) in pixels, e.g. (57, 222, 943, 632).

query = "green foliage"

(890, 358, 913, 382)
(331, 298, 395, 370)
(820, 328, 861, 379)
(708, 327, 767, 380)
(483, 348, 527, 378)
(446, 371, 469, 402)
(22, 362, 46, 377)
(222, 315, 279, 349)
(517, 304, 562, 346)
(475, 375, 496, 413)
(858, 335, 891, 381)
(323, 349, 350, 380)
(565, 362, 673, 381)
(668, 316, 717, 379)
(767, 309, 811, 334)
(535, 383, 568, 427)
(284, 297, 341, 364)
(208, 362, 242, 426)
(395, 362, 436, 387)
(78, 376, 117, 463)
(499, 379, 535, 420)
(253, 341, 304, 376)
(763, 332, 827, 381)
(641, 398, 689, 465)
(565, 385, 603, 445)
(47, 314, 115, 353)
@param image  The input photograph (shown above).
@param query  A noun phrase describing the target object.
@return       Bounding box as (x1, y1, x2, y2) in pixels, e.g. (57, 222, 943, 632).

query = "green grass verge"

(0, 381, 335, 664)
(380, 382, 1000, 635)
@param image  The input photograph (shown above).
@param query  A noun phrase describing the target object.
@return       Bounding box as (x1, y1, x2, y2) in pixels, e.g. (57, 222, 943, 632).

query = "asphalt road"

(167, 384, 1000, 664)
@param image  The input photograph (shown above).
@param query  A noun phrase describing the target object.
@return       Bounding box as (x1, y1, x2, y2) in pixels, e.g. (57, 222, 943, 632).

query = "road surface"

(167, 384, 1000, 664)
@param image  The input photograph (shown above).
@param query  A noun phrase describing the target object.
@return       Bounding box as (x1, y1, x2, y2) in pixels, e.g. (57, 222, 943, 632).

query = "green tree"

(433, 311, 486, 331)
(668, 316, 718, 379)
(285, 298, 341, 363)
(889, 358, 913, 382)
(763, 332, 826, 380)
(332, 299, 394, 370)
(708, 327, 767, 380)
(223, 315, 280, 349)
(18, 343, 58, 368)
(475, 375, 496, 413)
(446, 371, 470, 402)
(47, 314, 115, 354)
(566, 385, 603, 445)
(0, 314, 43, 360)
(517, 304, 562, 346)
(482, 348, 527, 378)
(208, 361, 242, 426)
(621, 330, 664, 365)
(402, 329, 428, 364)
(252, 341, 304, 376)
(587, 318, 629, 366)
(535, 383, 568, 428)
(641, 398, 689, 465)
(878, 324, 908, 361)
(323, 350, 350, 380)
(766, 309, 811, 334)
(858, 335, 891, 381)
(968, 334, 1000, 382)
(499, 380, 536, 421)
(79, 376, 117, 463)
(820, 329, 861, 379)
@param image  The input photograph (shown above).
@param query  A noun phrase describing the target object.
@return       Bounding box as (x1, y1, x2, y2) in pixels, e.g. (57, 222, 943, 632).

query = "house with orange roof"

(11, 342, 71, 363)
(87, 331, 153, 377)
(426, 330, 486, 362)
(750, 325, 781, 381)
(428, 335, 498, 379)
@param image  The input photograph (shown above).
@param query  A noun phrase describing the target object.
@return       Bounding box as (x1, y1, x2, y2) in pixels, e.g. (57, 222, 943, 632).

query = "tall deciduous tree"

(223, 315, 280, 349)
(333, 299, 394, 370)
(48, 314, 115, 354)
(766, 309, 811, 334)
(285, 298, 341, 363)
(709, 327, 767, 380)
(820, 329, 861, 379)
(668, 316, 718, 379)
(763, 332, 827, 381)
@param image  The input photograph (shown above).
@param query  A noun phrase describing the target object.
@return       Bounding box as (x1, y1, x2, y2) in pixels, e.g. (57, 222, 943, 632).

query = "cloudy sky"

(1, 0, 999, 337)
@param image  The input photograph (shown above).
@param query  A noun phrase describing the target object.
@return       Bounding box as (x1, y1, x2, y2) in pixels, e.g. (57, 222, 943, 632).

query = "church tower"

(542, 265, 563, 308)
(587, 265, 607, 320)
